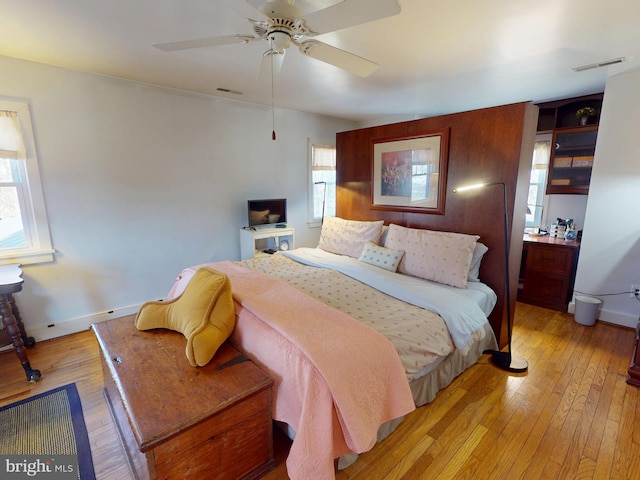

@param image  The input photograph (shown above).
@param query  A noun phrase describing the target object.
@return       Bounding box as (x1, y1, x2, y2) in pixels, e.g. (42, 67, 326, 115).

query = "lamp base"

(487, 350, 528, 373)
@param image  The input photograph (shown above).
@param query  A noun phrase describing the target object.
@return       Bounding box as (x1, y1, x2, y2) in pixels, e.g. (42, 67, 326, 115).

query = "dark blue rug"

(0, 383, 96, 480)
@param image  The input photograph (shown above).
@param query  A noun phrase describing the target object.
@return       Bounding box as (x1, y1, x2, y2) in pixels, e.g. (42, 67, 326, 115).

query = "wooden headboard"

(335, 102, 538, 348)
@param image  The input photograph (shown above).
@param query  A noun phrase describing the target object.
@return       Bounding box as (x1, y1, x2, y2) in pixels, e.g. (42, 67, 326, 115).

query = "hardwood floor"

(1, 302, 638, 479)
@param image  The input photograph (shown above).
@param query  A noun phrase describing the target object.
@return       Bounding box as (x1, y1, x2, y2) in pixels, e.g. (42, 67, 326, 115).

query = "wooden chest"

(93, 315, 274, 480)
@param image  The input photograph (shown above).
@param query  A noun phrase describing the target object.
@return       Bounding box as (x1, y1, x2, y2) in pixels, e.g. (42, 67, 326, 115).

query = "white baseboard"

(568, 301, 638, 329)
(28, 303, 145, 343)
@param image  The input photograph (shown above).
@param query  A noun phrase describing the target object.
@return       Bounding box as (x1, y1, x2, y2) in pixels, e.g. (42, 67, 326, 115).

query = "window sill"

(0, 249, 55, 266)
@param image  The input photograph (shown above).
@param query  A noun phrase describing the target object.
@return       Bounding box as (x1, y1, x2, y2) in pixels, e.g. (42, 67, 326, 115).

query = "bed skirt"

(337, 322, 497, 470)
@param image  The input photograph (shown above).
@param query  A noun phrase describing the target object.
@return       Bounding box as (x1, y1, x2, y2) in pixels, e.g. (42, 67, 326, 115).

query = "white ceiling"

(1, 0, 638, 123)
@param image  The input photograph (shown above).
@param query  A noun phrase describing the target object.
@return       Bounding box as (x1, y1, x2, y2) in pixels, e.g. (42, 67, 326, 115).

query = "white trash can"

(574, 295, 601, 326)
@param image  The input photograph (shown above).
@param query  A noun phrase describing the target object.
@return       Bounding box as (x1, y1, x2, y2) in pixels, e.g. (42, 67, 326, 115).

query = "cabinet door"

(521, 270, 571, 307)
(547, 126, 598, 195)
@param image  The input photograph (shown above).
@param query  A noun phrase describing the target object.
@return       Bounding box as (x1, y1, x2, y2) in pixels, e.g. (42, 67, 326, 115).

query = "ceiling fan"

(153, 0, 401, 78)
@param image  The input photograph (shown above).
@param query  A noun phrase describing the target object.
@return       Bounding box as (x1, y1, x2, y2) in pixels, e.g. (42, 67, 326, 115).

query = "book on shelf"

(554, 158, 572, 168)
(571, 156, 594, 167)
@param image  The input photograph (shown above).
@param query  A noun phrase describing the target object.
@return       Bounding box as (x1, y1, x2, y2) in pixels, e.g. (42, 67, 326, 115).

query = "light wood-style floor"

(1, 302, 639, 480)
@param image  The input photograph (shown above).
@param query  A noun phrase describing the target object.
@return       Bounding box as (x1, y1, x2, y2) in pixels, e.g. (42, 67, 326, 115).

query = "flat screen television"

(247, 198, 287, 227)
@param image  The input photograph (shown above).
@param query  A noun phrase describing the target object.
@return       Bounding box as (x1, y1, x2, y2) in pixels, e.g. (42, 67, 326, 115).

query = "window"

(410, 150, 434, 201)
(525, 133, 551, 228)
(309, 141, 336, 226)
(0, 100, 53, 264)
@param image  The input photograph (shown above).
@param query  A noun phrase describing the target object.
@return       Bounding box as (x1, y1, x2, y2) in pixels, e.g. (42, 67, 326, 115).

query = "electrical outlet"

(631, 284, 640, 298)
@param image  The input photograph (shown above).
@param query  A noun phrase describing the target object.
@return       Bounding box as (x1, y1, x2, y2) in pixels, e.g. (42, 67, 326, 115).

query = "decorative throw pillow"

(467, 242, 489, 282)
(318, 216, 385, 258)
(135, 267, 235, 367)
(384, 224, 479, 288)
(358, 241, 405, 272)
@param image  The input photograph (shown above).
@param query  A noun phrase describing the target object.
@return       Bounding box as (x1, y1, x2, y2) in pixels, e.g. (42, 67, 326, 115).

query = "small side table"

(0, 264, 40, 382)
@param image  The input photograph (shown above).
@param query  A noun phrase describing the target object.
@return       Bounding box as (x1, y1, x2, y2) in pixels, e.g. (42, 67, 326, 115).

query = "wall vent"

(216, 87, 243, 95)
(572, 57, 626, 72)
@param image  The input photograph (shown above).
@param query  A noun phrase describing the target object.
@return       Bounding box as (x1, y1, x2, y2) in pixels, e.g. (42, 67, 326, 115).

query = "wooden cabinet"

(518, 234, 580, 312)
(536, 93, 603, 132)
(536, 93, 603, 195)
(547, 126, 598, 195)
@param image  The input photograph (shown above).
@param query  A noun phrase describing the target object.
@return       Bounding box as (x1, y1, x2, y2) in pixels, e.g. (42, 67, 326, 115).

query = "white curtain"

(0, 110, 24, 160)
(532, 139, 551, 169)
(312, 144, 336, 171)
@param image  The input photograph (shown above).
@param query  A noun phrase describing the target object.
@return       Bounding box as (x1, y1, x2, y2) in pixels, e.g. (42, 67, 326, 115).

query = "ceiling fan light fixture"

(268, 31, 292, 53)
(572, 56, 626, 72)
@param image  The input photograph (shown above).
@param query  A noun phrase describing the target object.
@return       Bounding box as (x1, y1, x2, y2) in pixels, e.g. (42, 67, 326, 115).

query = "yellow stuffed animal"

(135, 267, 235, 367)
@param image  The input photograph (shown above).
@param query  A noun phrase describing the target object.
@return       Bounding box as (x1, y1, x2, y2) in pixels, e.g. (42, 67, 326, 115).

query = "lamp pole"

(453, 182, 528, 373)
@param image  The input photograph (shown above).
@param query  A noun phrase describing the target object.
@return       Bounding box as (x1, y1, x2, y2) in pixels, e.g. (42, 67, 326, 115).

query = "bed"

(166, 218, 498, 480)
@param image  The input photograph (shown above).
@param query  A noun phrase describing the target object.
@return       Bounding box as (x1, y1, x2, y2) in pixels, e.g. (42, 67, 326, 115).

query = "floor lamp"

(453, 182, 528, 373)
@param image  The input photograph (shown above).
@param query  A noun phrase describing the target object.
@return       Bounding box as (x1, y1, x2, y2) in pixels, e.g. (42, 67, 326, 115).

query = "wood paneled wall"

(336, 102, 538, 347)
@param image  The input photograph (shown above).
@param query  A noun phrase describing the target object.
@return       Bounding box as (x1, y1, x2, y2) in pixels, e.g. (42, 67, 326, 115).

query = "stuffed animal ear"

(135, 267, 235, 367)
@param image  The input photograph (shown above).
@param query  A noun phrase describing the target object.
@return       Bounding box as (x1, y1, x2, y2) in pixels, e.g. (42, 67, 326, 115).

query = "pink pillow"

(318, 216, 384, 258)
(384, 224, 478, 288)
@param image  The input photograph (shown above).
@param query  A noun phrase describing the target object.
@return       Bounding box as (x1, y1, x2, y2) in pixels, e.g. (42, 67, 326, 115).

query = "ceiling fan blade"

(297, 40, 378, 77)
(302, 0, 401, 34)
(257, 49, 286, 83)
(153, 34, 256, 52)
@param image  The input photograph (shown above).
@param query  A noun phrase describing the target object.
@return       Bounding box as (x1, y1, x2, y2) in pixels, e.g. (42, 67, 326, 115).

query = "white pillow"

(318, 216, 384, 258)
(358, 242, 405, 272)
(384, 224, 478, 288)
(467, 242, 489, 282)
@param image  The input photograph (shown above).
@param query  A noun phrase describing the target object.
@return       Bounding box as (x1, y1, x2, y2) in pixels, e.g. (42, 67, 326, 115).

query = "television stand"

(240, 226, 295, 260)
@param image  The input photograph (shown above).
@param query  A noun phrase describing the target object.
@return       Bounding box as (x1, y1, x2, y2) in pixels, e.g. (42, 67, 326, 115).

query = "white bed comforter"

(283, 248, 496, 355)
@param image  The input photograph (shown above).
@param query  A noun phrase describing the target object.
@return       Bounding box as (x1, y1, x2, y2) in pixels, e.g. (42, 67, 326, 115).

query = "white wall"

(0, 56, 355, 341)
(545, 195, 588, 232)
(573, 69, 640, 328)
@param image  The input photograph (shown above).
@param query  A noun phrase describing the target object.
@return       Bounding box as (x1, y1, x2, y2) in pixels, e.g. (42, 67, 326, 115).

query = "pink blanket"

(168, 261, 415, 479)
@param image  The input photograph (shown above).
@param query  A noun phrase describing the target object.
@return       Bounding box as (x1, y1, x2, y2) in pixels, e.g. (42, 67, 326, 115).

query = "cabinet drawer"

(526, 244, 574, 275)
(521, 270, 571, 303)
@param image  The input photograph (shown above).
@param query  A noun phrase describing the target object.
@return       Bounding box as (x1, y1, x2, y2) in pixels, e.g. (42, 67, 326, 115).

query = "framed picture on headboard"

(371, 127, 449, 215)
